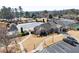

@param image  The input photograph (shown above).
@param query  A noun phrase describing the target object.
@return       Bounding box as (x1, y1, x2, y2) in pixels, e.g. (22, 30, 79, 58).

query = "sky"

(0, 0, 79, 11)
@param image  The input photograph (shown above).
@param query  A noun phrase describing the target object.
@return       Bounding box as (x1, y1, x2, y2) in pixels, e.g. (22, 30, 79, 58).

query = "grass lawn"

(22, 34, 64, 52)
(43, 34, 64, 48)
(22, 34, 46, 52)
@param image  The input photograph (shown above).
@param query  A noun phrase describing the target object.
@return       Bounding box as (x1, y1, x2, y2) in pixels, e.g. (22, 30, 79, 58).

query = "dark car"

(67, 37, 79, 44)
(63, 38, 77, 47)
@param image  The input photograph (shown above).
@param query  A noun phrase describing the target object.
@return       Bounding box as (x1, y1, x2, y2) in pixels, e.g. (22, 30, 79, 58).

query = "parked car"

(63, 37, 79, 47)
(67, 37, 79, 44)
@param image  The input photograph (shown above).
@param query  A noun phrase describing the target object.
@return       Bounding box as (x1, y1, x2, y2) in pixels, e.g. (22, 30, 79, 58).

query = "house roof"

(48, 19, 76, 27)
(9, 23, 18, 31)
(34, 22, 58, 32)
(70, 23, 79, 29)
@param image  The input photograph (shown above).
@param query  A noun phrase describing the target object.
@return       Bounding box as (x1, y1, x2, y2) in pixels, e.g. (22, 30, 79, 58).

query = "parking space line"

(60, 41, 74, 48)
(47, 46, 58, 53)
(50, 44, 64, 53)
(55, 45, 67, 53)
(41, 49, 48, 53)
(52, 47, 59, 53)
(45, 49, 49, 53)
(57, 42, 71, 50)
(42, 49, 46, 53)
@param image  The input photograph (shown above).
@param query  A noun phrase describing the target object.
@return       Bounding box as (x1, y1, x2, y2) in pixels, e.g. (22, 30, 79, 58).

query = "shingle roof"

(34, 22, 57, 32)
(9, 23, 18, 31)
(48, 19, 76, 27)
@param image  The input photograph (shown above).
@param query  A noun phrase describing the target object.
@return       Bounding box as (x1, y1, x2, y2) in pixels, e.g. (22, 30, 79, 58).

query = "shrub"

(24, 31, 29, 35)
(20, 27, 25, 36)
(31, 31, 35, 34)
(40, 30, 47, 36)
(21, 27, 24, 33)
(18, 32, 25, 36)
(18, 31, 29, 37)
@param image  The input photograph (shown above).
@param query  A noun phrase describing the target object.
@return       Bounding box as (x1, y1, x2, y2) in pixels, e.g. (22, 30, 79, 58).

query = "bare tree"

(0, 27, 11, 53)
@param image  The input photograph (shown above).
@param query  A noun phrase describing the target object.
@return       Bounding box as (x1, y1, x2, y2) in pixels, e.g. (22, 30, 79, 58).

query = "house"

(34, 21, 62, 36)
(17, 22, 43, 32)
(34, 18, 77, 36)
(48, 19, 77, 32)
(7, 23, 18, 36)
(70, 23, 79, 30)
(9, 23, 18, 31)
(36, 18, 48, 23)
(62, 15, 76, 19)
(34, 23, 52, 35)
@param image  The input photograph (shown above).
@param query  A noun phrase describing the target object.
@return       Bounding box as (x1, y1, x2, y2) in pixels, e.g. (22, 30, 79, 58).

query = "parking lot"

(37, 41, 79, 53)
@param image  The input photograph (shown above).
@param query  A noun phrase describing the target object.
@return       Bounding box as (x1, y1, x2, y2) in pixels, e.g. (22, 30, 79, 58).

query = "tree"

(76, 17, 79, 21)
(19, 6, 24, 20)
(0, 6, 14, 20)
(43, 10, 48, 18)
(43, 19, 45, 22)
(58, 15, 62, 18)
(24, 11, 30, 18)
(0, 11, 1, 18)
(7, 7, 14, 19)
(0, 6, 7, 19)
(20, 27, 25, 36)
(0, 27, 11, 53)
(53, 13, 57, 17)
(49, 14, 53, 19)
(31, 13, 36, 19)
(43, 10, 48, 14)
(21, 27, 24, 33)
(15, 8, 19, 18)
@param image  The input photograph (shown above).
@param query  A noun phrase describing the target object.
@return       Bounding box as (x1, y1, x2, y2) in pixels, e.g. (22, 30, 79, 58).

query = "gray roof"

(9, 23, 18, 31)
(34, 22, 58, 32)
(48, 19, 76, 27)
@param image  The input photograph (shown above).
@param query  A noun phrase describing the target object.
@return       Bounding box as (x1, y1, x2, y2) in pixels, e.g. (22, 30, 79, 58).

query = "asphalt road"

(38, 41, 79, 53)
